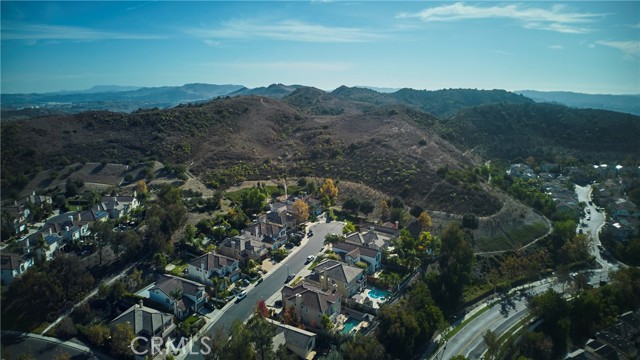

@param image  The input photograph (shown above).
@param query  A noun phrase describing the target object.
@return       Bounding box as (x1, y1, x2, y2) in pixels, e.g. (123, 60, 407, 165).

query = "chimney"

(369, 227, 374, 233)
(138, 299, 144, 308)
(65, 226, 70, 232)
(321, 268, 328, 291)
(133, 190, 137, 198)
(201, 260, 206, 283)
(295, 293, 302, 309)
(113, 197, 117, 203)
(75, 212, 81, 221)
(48, 227, 53, 234)
(68, 216, 74, 223)
(32, 191, 36, 196)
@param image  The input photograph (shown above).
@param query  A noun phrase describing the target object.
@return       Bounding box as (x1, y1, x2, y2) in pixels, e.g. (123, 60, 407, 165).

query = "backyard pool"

(341, 317, 360, 334)
(368, 288, 390, 301)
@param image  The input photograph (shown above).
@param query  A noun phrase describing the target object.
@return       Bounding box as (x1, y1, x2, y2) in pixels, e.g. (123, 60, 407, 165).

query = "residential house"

(304, 260, 366, 298)
(344, 227, 393, 250)
(0, 252, 34, 285)
(149, 274, 207, 319)
(25, 228, 64, 262)
(506, 163, 535, 179)
(243, 216, 288, 249)
(281, 282, 342, 329)
(267, 319, 317, 360)
(4, 202, 30, 234)
(332, 241, 382, 275)
(98, 192, 139, 219)
(110, 300, 176, 352)
(187, 251, 241, 288)
(21, 191, 52, 207)
(44, 213, 91, 242)
(218, 235, 269, 264)
(267, 202, 297, 228)
(79, 209, 109, 223)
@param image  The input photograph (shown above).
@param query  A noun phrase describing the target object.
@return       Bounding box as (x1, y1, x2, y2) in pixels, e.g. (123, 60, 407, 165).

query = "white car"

(236, 290, 247, 301)
(306, 255, 315, 263)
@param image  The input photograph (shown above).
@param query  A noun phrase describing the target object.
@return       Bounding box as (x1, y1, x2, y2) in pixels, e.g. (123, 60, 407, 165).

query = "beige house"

(304, 260, 366, 298)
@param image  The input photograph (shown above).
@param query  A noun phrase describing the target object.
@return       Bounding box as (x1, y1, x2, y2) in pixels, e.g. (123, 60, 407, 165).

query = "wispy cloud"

(185, 20, 383, 43)
(1, 23, 165, 41)
(548, 44, 565, 50)
(397, 2, 604, 34)
(629, 23, 640, 29)
(493, 50, 513, 56)
(596, 40, 640, 58)
(215, 61, 354, 72)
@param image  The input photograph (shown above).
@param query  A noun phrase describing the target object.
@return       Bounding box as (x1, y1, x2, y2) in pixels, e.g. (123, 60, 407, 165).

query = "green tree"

(342, 197, 360, 214)
(341, 334, 387, 360)
(434, 222, 474, 312)
(111, 323, 136, 358)
(359, 200, 375, 216)
(483, 330, 500, 360)
(320, 314, 334, 331)
(248, 315, 276, 360)
(86, 324, 110, 347)
(342, 221, 356, 234)
(242, 187, 268, 214)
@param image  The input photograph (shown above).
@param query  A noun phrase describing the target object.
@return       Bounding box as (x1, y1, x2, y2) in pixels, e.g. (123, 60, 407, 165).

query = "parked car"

(236, 290, 247, 301)
(307, 230, 314, 237)
(306, 255, 315, 263)
(285, 274, 295, 283)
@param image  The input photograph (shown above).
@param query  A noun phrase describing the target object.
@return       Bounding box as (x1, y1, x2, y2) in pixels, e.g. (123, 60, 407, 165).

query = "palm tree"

(35, 236, 50, 265)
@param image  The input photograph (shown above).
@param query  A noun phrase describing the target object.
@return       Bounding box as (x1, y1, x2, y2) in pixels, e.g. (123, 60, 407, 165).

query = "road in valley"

(184, 220, 344, 360)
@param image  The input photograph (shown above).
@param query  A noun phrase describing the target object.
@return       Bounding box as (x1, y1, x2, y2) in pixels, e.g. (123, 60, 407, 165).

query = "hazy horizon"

(2, 1, 639, 95)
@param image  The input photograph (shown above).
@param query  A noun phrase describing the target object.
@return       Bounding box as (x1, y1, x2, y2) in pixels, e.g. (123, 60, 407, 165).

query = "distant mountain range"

(2, 83, 639, 121)
(1, 83, 245, 116)
(515, 90, 640, 116)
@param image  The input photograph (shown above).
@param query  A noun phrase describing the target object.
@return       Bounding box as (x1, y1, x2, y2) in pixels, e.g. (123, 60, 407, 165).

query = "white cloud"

(548, 44, 564, 50)
(185, 20, 382, 43)
(397, 2, 603, 34)
(493, 50, 513, 55)
(1, 23, 165, 41)
(596, 40, 640, 57)
(629, 23, 640, 29)
(204, 39, 221, 47)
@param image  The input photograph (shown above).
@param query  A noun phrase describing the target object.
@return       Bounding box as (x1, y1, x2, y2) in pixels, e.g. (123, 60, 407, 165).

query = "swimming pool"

(341, 317, 360, 334)
(368, 288, 389, 301)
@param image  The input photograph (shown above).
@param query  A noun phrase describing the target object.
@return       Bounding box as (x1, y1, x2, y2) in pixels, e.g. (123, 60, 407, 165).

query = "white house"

(0, 252, 34, 285)
(149, 274, 207, 319)
(187, 251, 241, 287)
(332, 242, 382, 275)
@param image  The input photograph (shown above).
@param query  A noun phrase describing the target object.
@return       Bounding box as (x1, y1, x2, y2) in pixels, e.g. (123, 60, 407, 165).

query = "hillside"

(330, 86, 534, 118)
(0, 95, 501, 216)
(517, 90, 640, 116)
(228, 83, 305, 98)
(0, 83, 244, 115)
(440, 102, 640, 163)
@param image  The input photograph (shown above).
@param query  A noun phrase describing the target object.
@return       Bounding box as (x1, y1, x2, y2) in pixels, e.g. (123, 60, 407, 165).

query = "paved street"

(575, 184, 620, 272)
(183, 219, 344, 360)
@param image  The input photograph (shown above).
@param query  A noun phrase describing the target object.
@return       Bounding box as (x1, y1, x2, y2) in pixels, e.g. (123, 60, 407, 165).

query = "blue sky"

(1, 1, 639, 94)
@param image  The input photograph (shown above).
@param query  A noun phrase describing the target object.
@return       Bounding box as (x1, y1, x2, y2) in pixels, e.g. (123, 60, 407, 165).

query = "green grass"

(476, 221, 549, 252)
(291, 276, 303, 286)
(170, 260, 188, 276)
(183, 314, 200, 326)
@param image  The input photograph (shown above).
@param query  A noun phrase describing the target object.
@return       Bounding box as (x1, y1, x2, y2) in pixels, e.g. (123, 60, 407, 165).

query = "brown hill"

(1, 95, 501, 216)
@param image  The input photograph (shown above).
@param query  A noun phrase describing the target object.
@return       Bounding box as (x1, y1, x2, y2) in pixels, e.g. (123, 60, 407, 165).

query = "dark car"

(285, 274, 295, 283)
(307, 230, 314, 237)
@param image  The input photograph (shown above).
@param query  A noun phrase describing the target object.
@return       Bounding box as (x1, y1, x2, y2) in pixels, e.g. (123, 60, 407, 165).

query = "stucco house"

(304, 260, 366, 298)
(268, 319, 317, 359)
(110, 300, 176, 343)
(218, 235, 269, 264)
(187, 251, 241, 287)
(0, 252, 34, 285)
(243, 216, 288, 249)
(149, 274, 207, 319)
(281, 282, 342, 329)
(332, 241, 382, 275)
